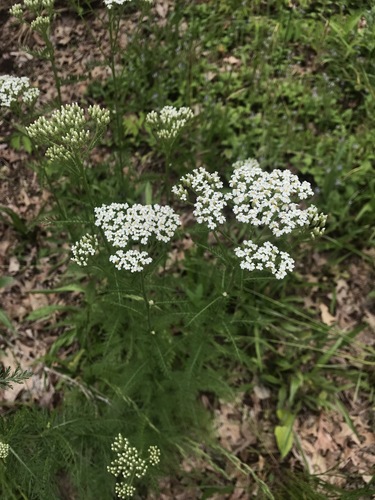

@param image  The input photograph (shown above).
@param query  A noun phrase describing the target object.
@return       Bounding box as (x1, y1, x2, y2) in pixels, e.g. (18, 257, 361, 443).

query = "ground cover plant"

(0, 0, 374, 498)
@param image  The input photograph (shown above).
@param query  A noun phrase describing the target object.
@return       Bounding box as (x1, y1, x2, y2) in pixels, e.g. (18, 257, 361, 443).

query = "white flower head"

(0, 75, 39, 108)
(234, 240, 295, 279)
(226, 158, 326, 237)
(107, 434, 160, 499)
(146, 106, 194, 141)
(71, 233, 99, 267)
(95, 203, 180, 271)
(172, 167, 227, 230)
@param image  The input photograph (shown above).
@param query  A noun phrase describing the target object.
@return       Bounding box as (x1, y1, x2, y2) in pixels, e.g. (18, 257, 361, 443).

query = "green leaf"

(0, 205, 28, 235)
(275, 423, 294, 459)
(275, 410, 295, 458)
(0, 310, 15, 332)
(26, 305, 74, 321)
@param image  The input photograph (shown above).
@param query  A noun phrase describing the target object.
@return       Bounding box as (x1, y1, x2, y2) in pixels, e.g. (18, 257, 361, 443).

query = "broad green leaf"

(275, 423, 294, 459)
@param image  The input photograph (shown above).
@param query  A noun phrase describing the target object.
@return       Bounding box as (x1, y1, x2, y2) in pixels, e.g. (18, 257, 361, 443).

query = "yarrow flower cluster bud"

(107, 434, 160, 499)
(172, 167, 227, 230)
(10, 0, 54, 23)
(26, 103, 110, 162)
(104, 0, 152, 8)
(146, 106, 194, 141)
(30, 15, 50, 32)
(94, 203, 180, 272)
(71, 233, 99, 266)
(226, 158, 322, 238)
(234, 240, 295, 279)
(0, 75, 39, 108)
(0, 442, 10, 459)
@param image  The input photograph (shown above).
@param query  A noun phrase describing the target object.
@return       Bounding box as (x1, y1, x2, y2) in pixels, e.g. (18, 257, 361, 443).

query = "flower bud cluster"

(172, 167, 227, 230)
(26, 103, 110, 161)
(0, 75, 39, 108)
(94, 203, 180, 272)
(104, 0, 152, 9)
(108, 434, 160, 499)
(0, 442, 10, 459)
(71, 234, 99, 267)
(227, 158, 320, 237)
(146, 106, 194, 141)
(30, 15, 51, 32)
(234, 240, 295, 279)
(10, 0, 54, 24)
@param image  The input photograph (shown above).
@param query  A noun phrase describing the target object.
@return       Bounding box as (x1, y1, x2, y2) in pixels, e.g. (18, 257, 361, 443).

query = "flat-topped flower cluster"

(107, 434, 160, 499)
(93, 203, 180, 272)
(0, 75, 39, 108)
(173, 158, 327, 279)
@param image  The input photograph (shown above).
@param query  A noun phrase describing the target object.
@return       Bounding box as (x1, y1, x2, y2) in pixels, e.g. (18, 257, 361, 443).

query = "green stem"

(108, 9, 127, 197)
(43, 33, 62, 106)
(140, 272, 152, 333)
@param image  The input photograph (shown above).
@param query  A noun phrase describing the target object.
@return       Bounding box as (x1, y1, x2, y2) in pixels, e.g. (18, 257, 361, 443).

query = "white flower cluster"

(234, 240, 295, 280)
(104, 0, 152, 8)
(148, 445, 161, 466)
(0, 442, 9, 459)
(95, 203, 180, 272)
(172, 158, 326, 280)
(227, 158, 326, 238)
(109, 249, 152, 272)
(71, 233, 99, 266)
(146, 106, 194, 141)
(26, 103, 110, 162)
(172, 167, 227, 230)
(0, 75, 39, 108)
(107, 434, 160, 499)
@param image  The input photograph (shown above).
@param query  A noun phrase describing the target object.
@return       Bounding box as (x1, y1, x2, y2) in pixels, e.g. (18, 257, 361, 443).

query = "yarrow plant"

(107, 434, 160, 498)
(146, 106, 194, 142)
(173, 158, 326, 279)
(0, 75, 39, 109)
(26, 103, 110, 163)
(94, 203, 180, 271)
